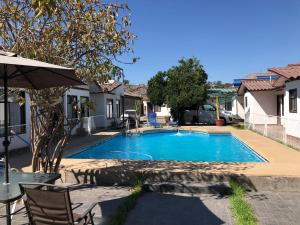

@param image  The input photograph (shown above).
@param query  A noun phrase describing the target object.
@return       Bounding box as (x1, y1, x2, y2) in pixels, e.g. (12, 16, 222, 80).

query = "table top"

(0, 171, 60, 203)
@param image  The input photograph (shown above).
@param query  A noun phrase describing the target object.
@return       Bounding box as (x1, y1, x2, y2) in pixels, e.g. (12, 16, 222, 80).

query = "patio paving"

(0, 184, 131, 225)
(124, 192, 234, 225)
(247, 191, 300, 225)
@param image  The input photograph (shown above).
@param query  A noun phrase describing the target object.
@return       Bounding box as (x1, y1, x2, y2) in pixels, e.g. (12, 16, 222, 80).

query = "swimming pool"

(68, 131, 265, 162)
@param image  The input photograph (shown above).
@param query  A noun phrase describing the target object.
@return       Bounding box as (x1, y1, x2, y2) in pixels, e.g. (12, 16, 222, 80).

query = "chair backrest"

(148, 112, 157, 125)
(19, 183, 74, 225)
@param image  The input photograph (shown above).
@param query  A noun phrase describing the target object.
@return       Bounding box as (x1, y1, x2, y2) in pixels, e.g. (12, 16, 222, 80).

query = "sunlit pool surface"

(68, 131, 265, 162)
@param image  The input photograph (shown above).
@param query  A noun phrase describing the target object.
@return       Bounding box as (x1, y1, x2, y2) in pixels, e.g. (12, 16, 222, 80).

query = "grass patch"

(108, 180, 143, 225)
(229, 179, 257, 225)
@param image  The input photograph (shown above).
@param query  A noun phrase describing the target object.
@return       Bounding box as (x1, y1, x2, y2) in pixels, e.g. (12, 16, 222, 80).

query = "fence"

(0, 123, 31, 153)
(67, 113, 124, 135)
(244, 113, 300, 150)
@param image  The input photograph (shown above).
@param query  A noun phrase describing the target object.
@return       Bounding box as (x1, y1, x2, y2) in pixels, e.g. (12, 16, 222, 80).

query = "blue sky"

(117, 0, 300, 84)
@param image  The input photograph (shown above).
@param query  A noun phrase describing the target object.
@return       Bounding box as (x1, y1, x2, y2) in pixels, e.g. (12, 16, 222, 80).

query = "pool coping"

(60, 126, 300, 181)
(66, 128, 267, 163)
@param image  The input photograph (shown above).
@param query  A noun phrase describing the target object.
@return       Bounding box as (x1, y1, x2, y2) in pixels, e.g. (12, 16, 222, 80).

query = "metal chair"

(19, 183, 97, 225)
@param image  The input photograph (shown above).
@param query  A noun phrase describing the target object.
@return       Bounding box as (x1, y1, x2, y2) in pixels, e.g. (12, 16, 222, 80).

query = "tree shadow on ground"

(66, 159, 258, 191)
(6, 129, 121, 171)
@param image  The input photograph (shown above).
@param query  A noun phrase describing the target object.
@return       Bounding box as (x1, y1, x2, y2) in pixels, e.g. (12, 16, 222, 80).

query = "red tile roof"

(240, 79, 282, 91)
(95, 80, 122, 93)
(269, 65, 300, 79)
(124, 84, 148, 100)
(124, 90, 142, 98)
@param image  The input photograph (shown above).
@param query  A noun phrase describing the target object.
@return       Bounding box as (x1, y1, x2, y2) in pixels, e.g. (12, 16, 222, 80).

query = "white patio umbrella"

(0, 51, 84, 184)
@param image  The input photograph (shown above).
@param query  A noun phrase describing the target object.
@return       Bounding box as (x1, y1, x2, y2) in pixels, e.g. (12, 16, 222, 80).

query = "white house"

(237, 75, 286, 126)
(89, 80, 124, 129)
(124, 84, 171, 118)
(0, 90, 31, 153)
(269, 64, 300, 140)
(0, 86, 90, 152)
(234, 64, 300, 149)
(231, 95, 245, 119)
(64, 85, 90, 135)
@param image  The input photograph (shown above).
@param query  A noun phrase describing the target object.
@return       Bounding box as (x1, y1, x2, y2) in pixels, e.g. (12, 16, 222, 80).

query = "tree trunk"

(29, 88, 77, 173)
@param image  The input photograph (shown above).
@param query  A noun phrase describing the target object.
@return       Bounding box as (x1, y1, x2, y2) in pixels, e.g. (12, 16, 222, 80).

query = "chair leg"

(89, 212, 94, 225)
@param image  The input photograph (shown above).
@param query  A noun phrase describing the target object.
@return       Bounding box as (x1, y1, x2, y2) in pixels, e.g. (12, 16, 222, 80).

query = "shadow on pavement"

(123, 192, 227, 225)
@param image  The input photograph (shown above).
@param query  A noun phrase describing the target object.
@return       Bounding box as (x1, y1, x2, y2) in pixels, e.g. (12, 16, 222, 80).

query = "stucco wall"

(283, 80, 300, 138)
(244, 90, 279, 124)
(156, 105, 171, 117)
(90, 84, 124, 128)
(231, 95, 245, 119)
(0, 93, 31, 153)
(64, 87, 90, 135)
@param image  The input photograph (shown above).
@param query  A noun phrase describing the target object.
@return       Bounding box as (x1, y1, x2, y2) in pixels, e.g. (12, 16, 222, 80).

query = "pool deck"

(58, 126, 300, 186)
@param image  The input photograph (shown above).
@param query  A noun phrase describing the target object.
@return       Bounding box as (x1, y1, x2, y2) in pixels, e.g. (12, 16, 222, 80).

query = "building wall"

(64, 87, 90, 135)
(0, 93, 31, 153)
(244, 90, 280, 124)
(143, 101, 171, 117)
(283, 80, 300, 138)
(231, 95, 245, 119)
(124, 97, 142, 113)
(90, 84, 124, 128)
(156, 105, 171, 117)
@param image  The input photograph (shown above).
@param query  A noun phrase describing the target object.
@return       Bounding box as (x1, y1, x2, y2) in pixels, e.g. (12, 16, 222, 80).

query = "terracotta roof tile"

(124, 90, 142, 98)
(269, 65, 300, 79)
(95, 80, 122, 93)
(124, 84, 148, 100)
(241, 79, 283, 91)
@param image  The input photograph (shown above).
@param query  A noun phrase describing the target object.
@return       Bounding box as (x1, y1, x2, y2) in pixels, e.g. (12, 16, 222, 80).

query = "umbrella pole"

(3, 65, 11, 225)
(3, 64, 10, 184)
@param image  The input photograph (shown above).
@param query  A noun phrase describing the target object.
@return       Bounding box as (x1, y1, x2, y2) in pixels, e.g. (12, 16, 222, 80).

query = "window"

(106, 99, 113, 119)
(80, 96, 89, 118)
(67, 95, 78, 119)
(289, 89, 297, 113)
(225, 101, 232, 111)
(0, 91, 26, 137)
(116, 100, 121, 117)
(245, 97, 248, 108)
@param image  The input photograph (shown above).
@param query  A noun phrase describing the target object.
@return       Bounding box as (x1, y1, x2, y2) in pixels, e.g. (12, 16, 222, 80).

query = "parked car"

(184, 104, 232, 125)
(120, 109, 139, 127)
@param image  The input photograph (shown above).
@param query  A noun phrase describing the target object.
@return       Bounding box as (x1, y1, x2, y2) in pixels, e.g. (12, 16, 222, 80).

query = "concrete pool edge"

(60, 159, 300, 192)
(66, 128, 266, 162)
(60, 126, 300, 190)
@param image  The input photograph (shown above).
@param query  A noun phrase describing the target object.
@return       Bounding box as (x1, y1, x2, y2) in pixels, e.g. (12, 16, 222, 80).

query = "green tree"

(147, 71, 167, 107)
(166, 58, 208, 124)
(0, 0, 136, 173)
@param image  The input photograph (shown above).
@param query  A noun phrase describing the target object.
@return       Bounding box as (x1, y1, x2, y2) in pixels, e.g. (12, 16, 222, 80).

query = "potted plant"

(215, 96, 224, 126)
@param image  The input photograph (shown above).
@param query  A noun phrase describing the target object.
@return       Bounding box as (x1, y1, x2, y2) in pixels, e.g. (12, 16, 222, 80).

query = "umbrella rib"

(43, 67, 84, 84)
(0, 67, 20, 79)
(8, 67, 41, 79)
(15, 66, 38, 89)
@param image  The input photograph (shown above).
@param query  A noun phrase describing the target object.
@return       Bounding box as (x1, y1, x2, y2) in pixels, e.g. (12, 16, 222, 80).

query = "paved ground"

(125, 192, 234, 225)
(247, 191, 300, 225)
(1, 183, 300, 225)
(0, 185, 131, 225)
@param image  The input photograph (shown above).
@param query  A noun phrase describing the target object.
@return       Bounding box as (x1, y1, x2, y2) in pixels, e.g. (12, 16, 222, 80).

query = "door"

(277, 95, 284, 124)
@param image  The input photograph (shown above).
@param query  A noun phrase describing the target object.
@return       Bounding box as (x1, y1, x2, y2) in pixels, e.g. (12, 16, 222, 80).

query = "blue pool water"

(69, 131, 265, 162)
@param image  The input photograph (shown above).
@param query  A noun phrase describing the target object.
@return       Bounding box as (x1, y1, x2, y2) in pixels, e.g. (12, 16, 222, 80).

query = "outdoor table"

(0, 170, 60, 225)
